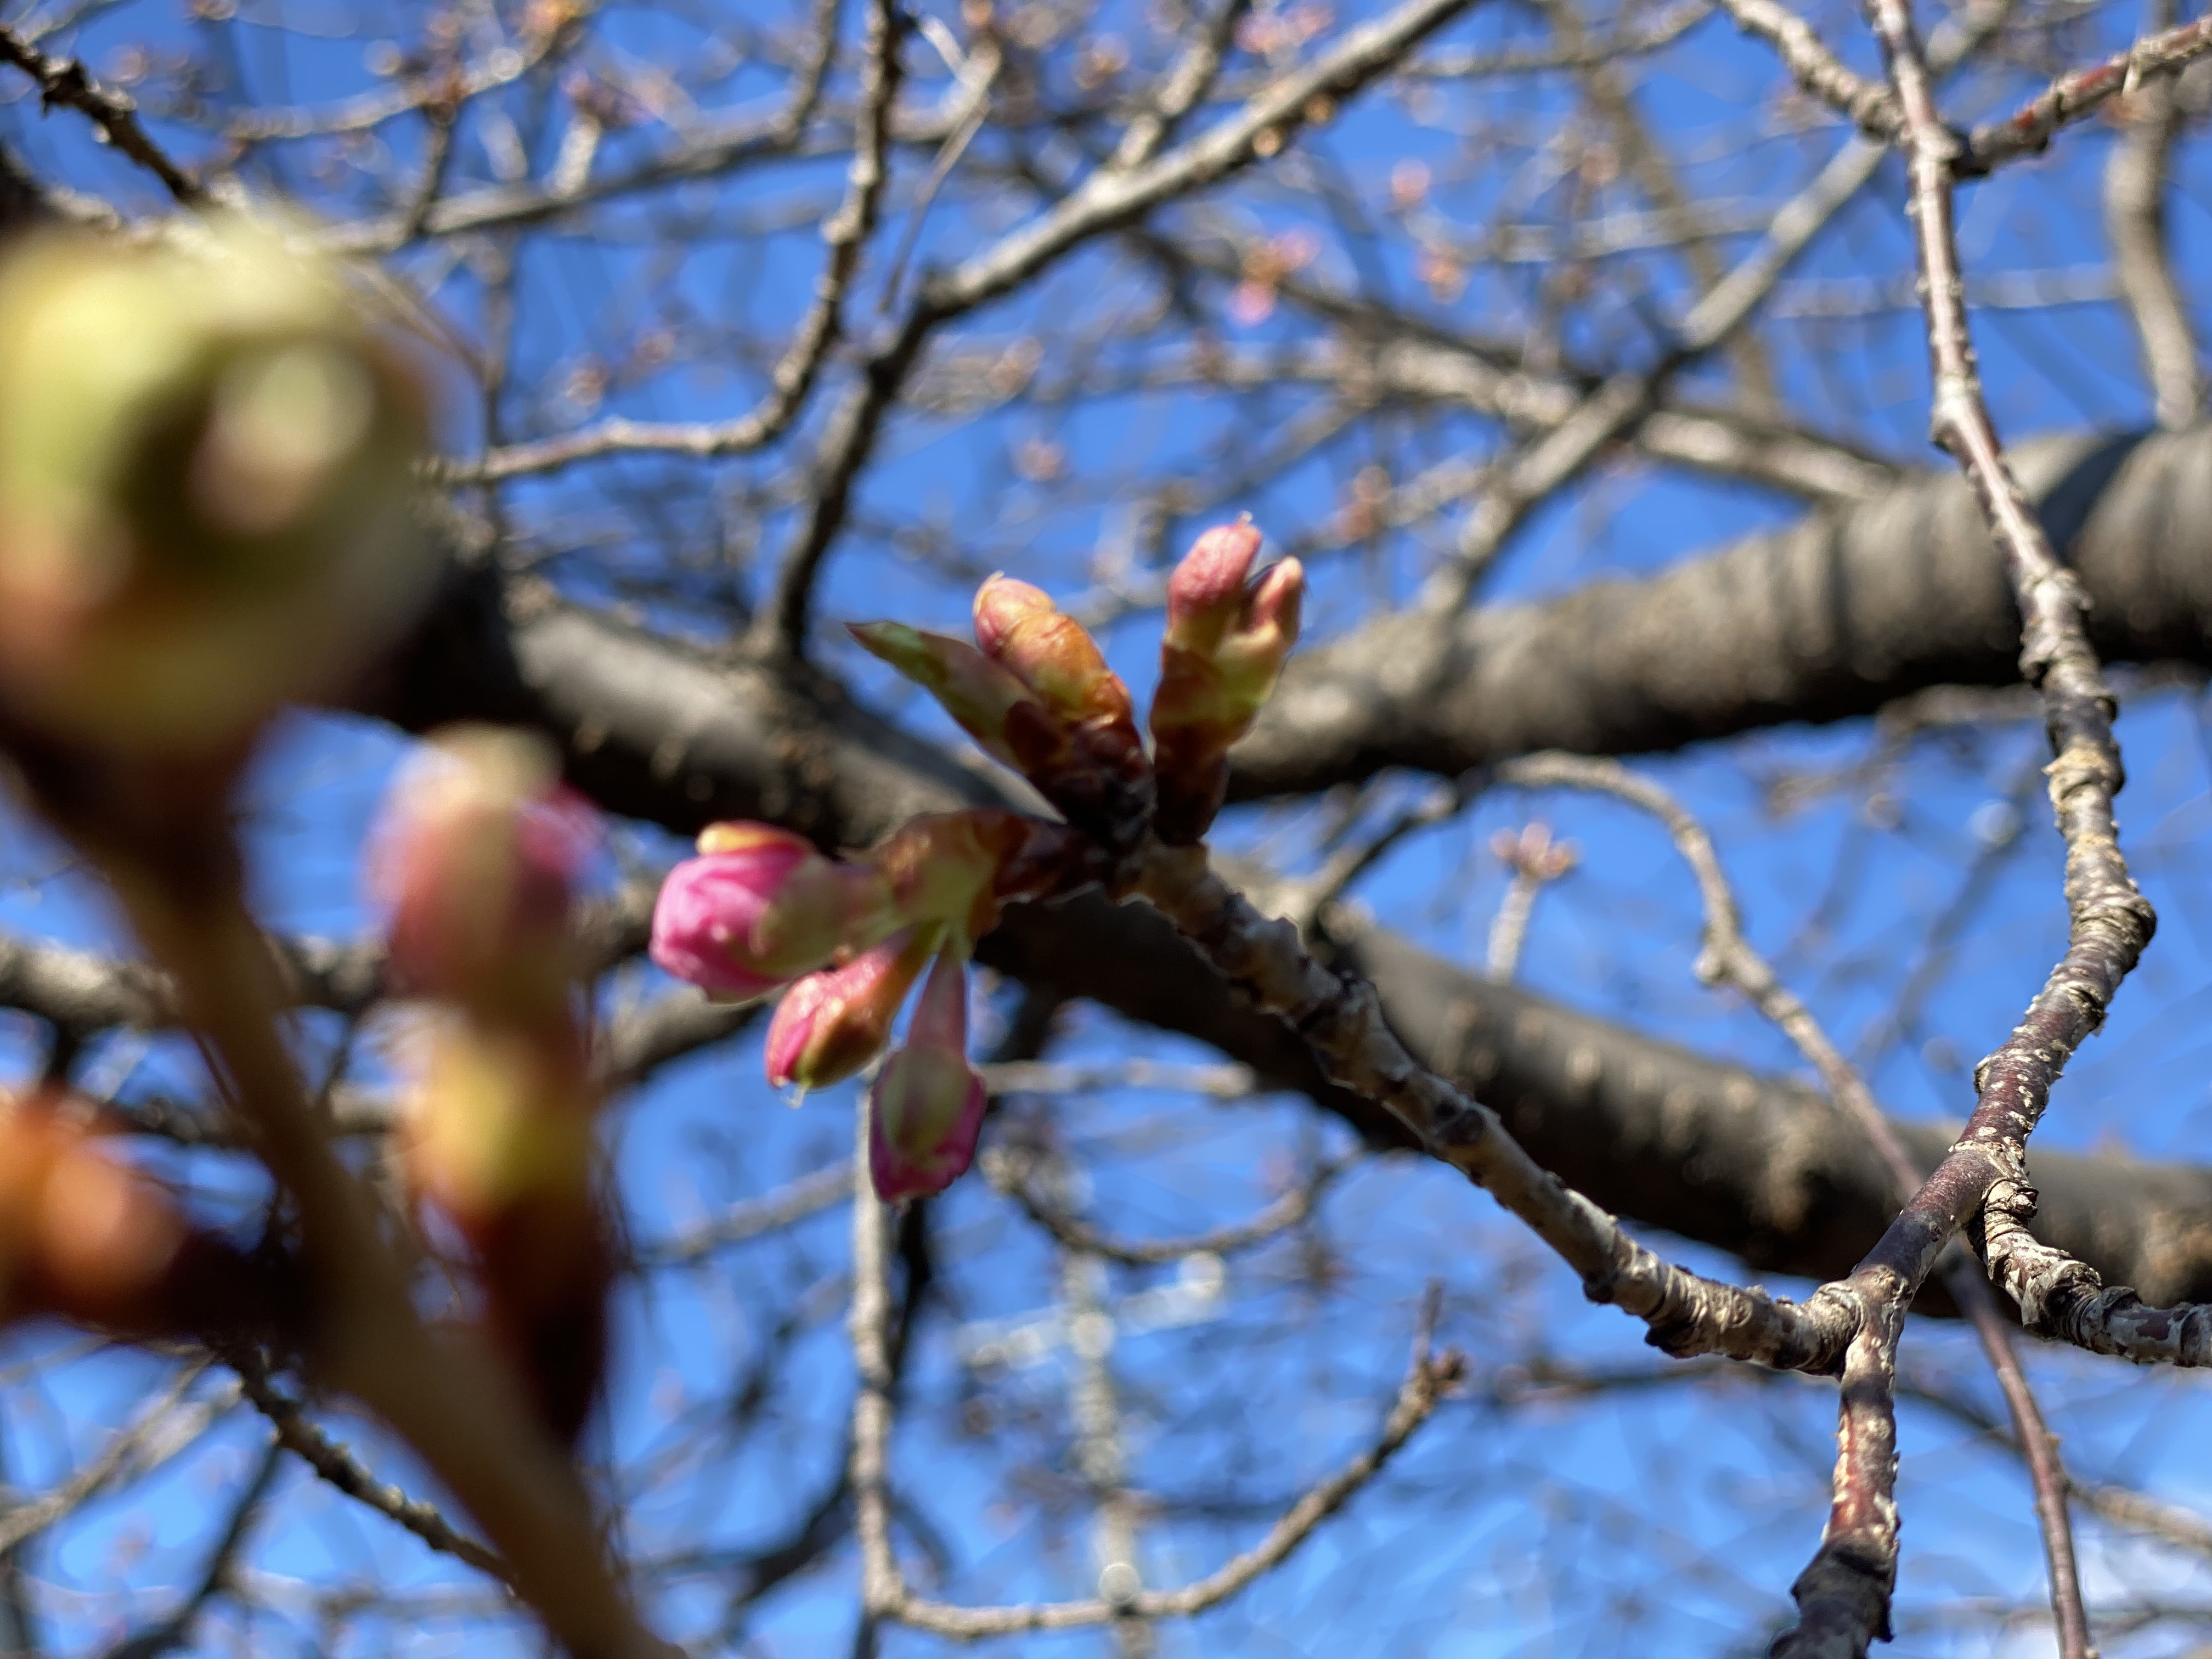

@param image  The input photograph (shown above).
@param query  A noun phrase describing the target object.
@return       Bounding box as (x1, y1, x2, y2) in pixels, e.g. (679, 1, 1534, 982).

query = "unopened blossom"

(869, 952, 989, 1204)
(403, 1015, 607, 1444)
(374, 726, 597, 1020)
(972, 575, 1134, 737)
(651, 823, 895, 1002)
(765, 928, 937, 1092)
(1150, 520, 1305, 843)
(0, 218, 432, 757)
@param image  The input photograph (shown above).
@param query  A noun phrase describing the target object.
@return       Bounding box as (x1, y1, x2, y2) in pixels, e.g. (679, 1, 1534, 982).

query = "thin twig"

(1958, 10, 2212, 174)
(1111, 0, 1250, 168)
(0, 1364, 229, 1555)
(851, 1126, 1463, 1638)
(227, 1347, 509, 1584)
(987, 1148, 1355, 1267)
(1494, 753, 2096, 1659)
(754, 0, 1487, 659)
(98, 1437, 282, 1659)
(442, 0, 905, 485)
(1411, 0, 2007, 610)
(1134, 840, 1858, 1373)
(0, 25, 200, 202)
(2103, 0, 2200, 430)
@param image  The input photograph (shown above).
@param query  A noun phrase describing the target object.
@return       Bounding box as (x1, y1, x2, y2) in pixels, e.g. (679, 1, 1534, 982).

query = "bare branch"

(1134, 840, 1855, 1372)
(1497, 753, 2094, 1658)
(443, 0, 906, 485)
(0, 25, 199, 202)
(227, 1347, 510, 1585)
(2104, 0, 2201, 430)
(852, 1130, 1464, 1638)
(1960, 10, 2212, 174)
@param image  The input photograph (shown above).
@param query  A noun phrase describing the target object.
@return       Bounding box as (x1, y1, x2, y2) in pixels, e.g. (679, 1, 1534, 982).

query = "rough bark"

(1233, 425, 2212, 796)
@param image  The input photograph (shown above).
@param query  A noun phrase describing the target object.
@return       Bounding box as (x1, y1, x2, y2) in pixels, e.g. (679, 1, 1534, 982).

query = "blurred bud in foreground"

(765, 927, 937, 1092)
(651, 823, 896, 1003)
(1150, 520, 1304, 844)
(374, 726, 597, 1020)
(869, 952, 988, 1204)
(0, 218, 433, 757)
(970, 576, 1152, 847)
(404, 1017, 607, 1445)
(0, 1099, 182, 1329)
(0, 1094, 289, 1340)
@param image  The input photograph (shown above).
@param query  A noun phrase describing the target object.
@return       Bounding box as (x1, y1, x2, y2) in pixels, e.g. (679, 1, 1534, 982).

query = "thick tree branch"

(1233, 426, 2209, 798)
(352, 556, 2212, 1316)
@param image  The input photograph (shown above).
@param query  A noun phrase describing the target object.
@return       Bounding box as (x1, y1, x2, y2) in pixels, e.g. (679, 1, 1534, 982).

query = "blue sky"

(2, 0, 2211, 1653)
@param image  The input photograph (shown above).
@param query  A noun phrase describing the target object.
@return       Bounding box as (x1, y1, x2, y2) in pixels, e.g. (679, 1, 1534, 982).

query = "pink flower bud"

(1216, 557, 1305, 699)
(969, 577, 1153, 847)
(868, 953, 988, 1204)
(374, 726, 597, 1019)
(973, 575, 1133, 729)
(847, 620, 1039, 773)
(650, 823, 896, 1002)
(1164, 520, 1265, 656)
(1151, 523, 1306, 843)
(765, 928, 935, 1091)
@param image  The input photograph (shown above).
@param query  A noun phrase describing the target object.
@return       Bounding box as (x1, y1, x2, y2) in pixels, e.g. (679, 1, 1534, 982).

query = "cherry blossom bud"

(1151, 522, 1305, 843)
(0, 219, 432, 757)
(847, 622, 1040, 774)
(404, 1016, 607, 1445)
(973, 576, 1133, 730)
(868, 952, 988, 1204)
(765, 928, 936, 1092)
(374, 726, 596, 1020)
(651, 823, 895, 1002)
(1162, 521, 1263, 654)
(969, 577, 1152, 847)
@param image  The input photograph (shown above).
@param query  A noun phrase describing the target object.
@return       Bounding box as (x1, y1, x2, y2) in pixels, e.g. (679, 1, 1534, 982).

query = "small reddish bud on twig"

(868, 951, 988, 1204)
(766, 927, 937, 1092)
(0, 1097, 183, 1330)
(1151, 519, 1305, 843)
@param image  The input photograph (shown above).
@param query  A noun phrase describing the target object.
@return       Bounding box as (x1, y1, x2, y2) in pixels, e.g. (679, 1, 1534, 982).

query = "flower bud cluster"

(649, 521, 1307, 1204)
(1149, 521, 1305, 844)
(376, 726, 609, 1446)
(651, 808, 1071, 1200)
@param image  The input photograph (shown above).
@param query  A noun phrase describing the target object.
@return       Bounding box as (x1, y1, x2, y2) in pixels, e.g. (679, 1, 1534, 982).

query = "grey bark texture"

(1233, 426, 2211, 795)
